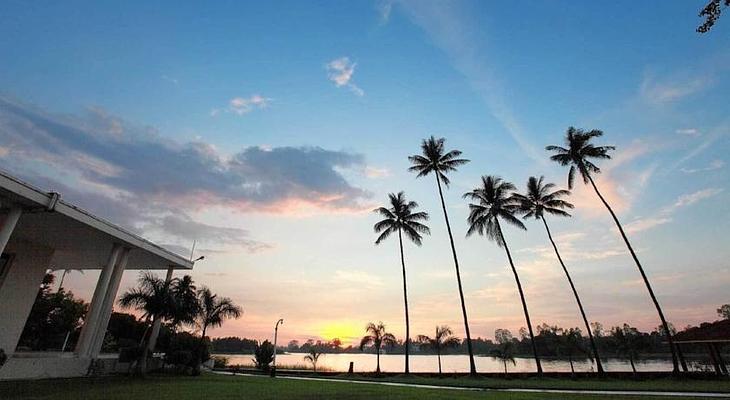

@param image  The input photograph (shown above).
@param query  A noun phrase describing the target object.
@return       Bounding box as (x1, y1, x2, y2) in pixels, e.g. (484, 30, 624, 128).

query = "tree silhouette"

(374, 191, 430, 374)
(359, 321, 397, 374)
(464, 175, 542, 374)
(416, 325, 460, 375)
(547, 127, 679, 372)
(512, 175, 604, 373)
(194, 287, 242, 375)
(492, 329, 516, 377)
(303, 348, 323, 373)
(408, 136, 477, 375)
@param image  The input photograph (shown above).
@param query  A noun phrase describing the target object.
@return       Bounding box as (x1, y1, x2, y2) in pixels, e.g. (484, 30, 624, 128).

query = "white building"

(0, 171, 193, 380)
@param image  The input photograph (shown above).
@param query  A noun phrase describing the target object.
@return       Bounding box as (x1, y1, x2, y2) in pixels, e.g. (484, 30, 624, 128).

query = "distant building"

(0, 170, 193, 380)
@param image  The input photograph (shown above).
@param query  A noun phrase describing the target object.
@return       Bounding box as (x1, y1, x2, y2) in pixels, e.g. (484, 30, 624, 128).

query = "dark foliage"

(253, 340, 275, 371)
(698, 0, 730, 33)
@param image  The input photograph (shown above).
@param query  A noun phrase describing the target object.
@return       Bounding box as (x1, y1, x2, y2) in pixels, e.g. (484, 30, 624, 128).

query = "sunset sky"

(1, 1, 729, 346)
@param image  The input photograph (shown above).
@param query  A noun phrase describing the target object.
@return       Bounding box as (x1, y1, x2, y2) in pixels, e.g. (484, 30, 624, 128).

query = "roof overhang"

(0, 170, 193, 270)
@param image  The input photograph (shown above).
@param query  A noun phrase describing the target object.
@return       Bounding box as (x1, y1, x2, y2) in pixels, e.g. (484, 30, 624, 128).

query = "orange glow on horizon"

(318, 321, 362, 344)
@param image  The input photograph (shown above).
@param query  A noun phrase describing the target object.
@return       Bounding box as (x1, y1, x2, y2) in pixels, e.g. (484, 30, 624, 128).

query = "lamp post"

(272, 318, 284, 377)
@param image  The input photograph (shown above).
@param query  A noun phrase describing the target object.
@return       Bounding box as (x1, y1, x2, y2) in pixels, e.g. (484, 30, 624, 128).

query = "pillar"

(89, 247, 130, 358)
(0, 206, 22, 257)
(75, 243, 123, 357)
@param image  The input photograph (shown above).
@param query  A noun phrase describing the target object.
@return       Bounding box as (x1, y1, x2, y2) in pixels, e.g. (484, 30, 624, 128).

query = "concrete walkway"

(212, 370, 730, 398)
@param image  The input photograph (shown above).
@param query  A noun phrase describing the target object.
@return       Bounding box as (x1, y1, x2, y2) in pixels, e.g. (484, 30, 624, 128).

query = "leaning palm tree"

(408, 136, 477, 375)
(119, 272, 177, 374)
(547, 127, 679, 372)
(373, 191, 430, 374)
(303, 348, 322, 373)
(416, 325, 460, 376)
(359, 321, 397, 374)
(512, 176, 604, 373)
(193, 287, 242, 375)
(464, 175, 542, 374)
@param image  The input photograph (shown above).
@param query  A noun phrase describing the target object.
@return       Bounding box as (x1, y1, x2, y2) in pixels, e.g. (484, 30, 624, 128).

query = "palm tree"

(490, 342, 516, 377)
(194, 287, 242, 374)
(416, 325, 460, 375)
(547, 126, 679, 372)
(512, 176, 604, 373)
(464, 175, 542, 374)
(373, 191, 430, 374)
(119, 273, 176, 374)
(359, 321, 397, 374)
(611, 324, 643, 376)
(559, 327, 592, 377)
(303, 348, 322, 373)
(408, 136, 477, 375)
(170, 275, 200, 330)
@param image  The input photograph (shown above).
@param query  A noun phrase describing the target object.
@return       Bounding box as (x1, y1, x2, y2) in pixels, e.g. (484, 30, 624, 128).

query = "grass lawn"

(330, 374, 730, 393)
(0, 373, 725, 400)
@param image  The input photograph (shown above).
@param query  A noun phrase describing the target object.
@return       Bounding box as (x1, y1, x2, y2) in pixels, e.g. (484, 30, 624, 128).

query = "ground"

(0, 373, 727, 400)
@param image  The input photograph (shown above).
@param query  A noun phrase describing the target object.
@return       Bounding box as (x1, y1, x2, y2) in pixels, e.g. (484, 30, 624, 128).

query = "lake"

(216, 352, 694, 373)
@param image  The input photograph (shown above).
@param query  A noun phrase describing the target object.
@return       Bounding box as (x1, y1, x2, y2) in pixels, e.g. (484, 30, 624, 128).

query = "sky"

(1, 0, 729, 346)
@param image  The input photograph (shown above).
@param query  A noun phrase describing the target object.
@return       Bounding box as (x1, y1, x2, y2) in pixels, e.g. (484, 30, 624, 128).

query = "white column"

(75, 243, 122, 357)
(0, 206, 22, 256)
(89, 247, 130, 358)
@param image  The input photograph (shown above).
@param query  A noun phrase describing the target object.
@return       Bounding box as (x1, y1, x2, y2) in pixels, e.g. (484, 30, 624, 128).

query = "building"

(0, 170, 193, 380)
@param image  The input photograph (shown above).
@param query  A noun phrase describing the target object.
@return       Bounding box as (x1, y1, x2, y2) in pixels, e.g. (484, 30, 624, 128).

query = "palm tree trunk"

(569, 355, 575, 376)
(397, 228, 410, 375)
(540, 216, 604, 374)
(503, 360, 507, 377)
(437, 347, 442, 376)
(629, 355, 637, 375)
(587, 175, 679, 373)
(496, 220, 542, 374)
(193, 324, 208, 376)
(434, 174, 477, 376)
(376, 346, 381, 374)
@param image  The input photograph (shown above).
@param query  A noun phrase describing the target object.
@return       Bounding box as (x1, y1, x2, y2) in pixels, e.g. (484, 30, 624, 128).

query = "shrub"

(253, 340, 274, 371)
(211, 355, 229, 368)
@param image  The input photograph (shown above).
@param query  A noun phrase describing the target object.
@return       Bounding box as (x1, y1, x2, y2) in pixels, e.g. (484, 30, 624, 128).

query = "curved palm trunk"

(496, 220, 542, 374)
(437, 346, 442, 375)
(397, 228, 410, 375)
(587, 175, 679, 373)
(540, 216, 604, 374)
(434, 174, 477, 376)
(376, 345, 381, 374)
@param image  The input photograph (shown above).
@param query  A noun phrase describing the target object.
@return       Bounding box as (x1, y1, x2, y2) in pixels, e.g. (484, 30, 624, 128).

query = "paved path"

(212, 371, 730, 398)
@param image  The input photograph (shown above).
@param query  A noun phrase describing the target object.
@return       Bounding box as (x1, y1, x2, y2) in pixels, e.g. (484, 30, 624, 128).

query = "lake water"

(217, 352, 690, 373)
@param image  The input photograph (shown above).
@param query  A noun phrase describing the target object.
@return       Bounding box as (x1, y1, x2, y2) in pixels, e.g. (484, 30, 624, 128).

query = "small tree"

(558, 328, 592, 377)
(253, 340, 275, 372)
(491, 330, 516, 377)
(416, 325, 460, 376)
(611, 324, 643, 375)
(304, 348, 322, 373)
(360, 321, 397, 374)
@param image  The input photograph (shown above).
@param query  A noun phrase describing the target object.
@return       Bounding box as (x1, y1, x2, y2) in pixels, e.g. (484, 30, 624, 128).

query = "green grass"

(330, 374, 730, 393)
(0, 373, 724, 400)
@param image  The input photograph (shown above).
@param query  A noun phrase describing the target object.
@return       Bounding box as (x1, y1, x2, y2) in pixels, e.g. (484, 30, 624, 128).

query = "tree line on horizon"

(372, 128, 692, 376)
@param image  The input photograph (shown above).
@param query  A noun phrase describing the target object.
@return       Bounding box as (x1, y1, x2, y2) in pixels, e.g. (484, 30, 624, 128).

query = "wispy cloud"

(680, 159, 724, 174)
(376, 0, 394, 24)
(326, 57, 364, 96)
(640, 72, 711, 104)
(625, 188, 723, 234)
(398, 0, 543, 163)
(676, 128, 700, 137)
(161, 74, 179, 86)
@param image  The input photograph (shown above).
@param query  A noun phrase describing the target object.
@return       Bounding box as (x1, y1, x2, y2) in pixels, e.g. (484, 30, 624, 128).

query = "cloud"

(397, 0, 543, 163)
(326, 57, 364, 96)
(676, 128, 700, 137)
(211, 94, 271, 116)
(161, 75, 179, 86)
(364, 166, 390, 178)
(0, 97, 371, 215)
(623, 188, 723, 234)
(376, 0, 394, 24)
(639, 72, 711, 104)
(680, 159, 724, 174)
(148, 214, 273, 252)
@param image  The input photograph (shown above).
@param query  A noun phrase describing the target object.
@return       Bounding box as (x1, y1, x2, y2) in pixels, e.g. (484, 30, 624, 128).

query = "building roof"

(0, 170, 193, 270)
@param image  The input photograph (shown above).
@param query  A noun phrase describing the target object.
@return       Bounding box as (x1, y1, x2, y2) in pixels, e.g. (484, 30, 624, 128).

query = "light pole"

(272, 318, 284, 377)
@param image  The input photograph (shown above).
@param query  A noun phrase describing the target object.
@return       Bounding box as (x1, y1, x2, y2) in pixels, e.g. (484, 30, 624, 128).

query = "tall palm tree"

(359, 321, 397, 374)
(416, 325, 460, 375)
(194, 287, 242, 374)
(464, 175, 543, 374)
(512, 176, 604, 373)
(119, 272, 177, 374)
(408, 136, 477, 375)
(546, 127, 679, 372)
(373, 191, 430, 375)
(170, 275, 200, 330)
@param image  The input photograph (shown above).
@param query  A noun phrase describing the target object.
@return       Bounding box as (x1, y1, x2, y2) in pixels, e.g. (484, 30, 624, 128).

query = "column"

(89, 247, 130, 358)
(0, 206, 22, 257)
(75, 243, 122, 357)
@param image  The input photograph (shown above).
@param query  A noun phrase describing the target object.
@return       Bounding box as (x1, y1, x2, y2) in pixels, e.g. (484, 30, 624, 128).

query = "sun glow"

(319, 321, 362, 343)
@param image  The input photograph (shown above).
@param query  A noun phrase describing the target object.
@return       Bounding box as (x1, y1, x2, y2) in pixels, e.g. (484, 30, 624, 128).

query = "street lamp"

(272, 318, 284, 377)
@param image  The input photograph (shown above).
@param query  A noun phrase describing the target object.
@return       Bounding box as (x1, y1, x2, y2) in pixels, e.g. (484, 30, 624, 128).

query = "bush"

(211, 355, 229, 368)
(165, 350, 193, 367)
(253, 340, 274, 372)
